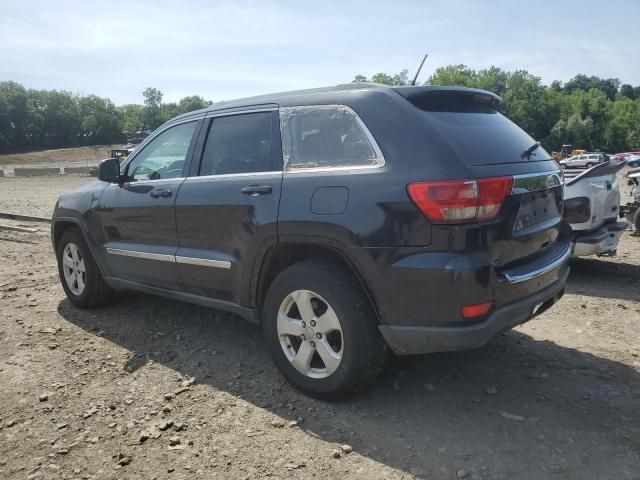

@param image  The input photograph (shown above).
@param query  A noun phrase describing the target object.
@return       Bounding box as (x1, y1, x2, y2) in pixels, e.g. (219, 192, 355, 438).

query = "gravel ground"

(0, 177, 639, 480)
(0, 177, 93, 217)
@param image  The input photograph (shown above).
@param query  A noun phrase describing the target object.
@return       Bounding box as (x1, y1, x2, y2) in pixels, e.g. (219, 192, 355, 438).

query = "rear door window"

(198, 112, 278, 176)
(280, 105, 384, 170)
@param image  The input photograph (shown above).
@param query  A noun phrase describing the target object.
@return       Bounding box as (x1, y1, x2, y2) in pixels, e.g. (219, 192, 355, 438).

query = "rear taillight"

(407, 176, 513, 224)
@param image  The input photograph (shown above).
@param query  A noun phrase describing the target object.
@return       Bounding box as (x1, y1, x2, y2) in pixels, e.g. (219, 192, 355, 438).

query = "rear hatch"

(395, 86, 569, 273)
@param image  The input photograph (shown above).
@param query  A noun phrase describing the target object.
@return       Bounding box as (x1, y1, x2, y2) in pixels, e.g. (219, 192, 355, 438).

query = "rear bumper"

(572, 220, 628, 257)
(379, 266, 569, 355)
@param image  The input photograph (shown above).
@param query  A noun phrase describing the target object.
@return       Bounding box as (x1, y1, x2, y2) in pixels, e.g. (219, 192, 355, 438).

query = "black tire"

(262, 260, 387, 399)
(634, 208, 640, 233)
(56, 228, 112, 308)
(586, 162, 593, 168)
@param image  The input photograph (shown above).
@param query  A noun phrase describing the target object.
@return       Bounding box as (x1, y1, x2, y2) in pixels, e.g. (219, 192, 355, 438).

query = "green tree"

(78, 95, 121, 144)
(118, 104, 145, 132)
(142, 87, 163, 129)
(605, 96, 640, 151)
(428, 64, 477, 87)
(475, 66, 510, 96)
(0, 81, 29, 149)
(563, 74, 620, 101)
(352, 69, 409, 86)
(501, 70, 556, 141)
(627, 128, 640, 150)
(619, 84, 636, 100)
(177, 95, 209, 114)
(38, 90, 81, 147)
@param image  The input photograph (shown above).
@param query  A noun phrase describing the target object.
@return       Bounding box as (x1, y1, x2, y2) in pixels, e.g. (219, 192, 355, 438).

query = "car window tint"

(280, 105, 383, 170)
(199, 112, 273, 176)
(127, 122, 197, 181)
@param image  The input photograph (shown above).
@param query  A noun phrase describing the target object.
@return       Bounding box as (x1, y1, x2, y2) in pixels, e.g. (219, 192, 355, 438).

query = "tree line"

(354, 66, 640, 153)
(0, 83, 210, 152)
(2, 66, 639, 153)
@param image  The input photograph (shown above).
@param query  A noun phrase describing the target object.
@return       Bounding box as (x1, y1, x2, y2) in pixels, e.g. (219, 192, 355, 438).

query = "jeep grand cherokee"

(52, 84, 570, 398)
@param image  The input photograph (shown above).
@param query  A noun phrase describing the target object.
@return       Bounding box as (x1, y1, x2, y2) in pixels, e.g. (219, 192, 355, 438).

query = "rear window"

(280, 105, 384, 170)
(417, 106, 550, 166)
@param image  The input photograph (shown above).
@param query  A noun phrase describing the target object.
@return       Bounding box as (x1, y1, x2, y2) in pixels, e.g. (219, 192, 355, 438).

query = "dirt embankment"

(0, 145, 123, 167)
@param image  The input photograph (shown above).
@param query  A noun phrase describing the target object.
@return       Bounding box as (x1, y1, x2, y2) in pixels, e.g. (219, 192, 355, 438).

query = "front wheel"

(262, 260, 387, 399)
(586, 162, 594, 168)
(56, 228, 112, 308)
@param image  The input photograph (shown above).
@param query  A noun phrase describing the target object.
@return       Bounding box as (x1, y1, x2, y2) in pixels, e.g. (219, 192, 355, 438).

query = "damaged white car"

(562, 161, 629, 257)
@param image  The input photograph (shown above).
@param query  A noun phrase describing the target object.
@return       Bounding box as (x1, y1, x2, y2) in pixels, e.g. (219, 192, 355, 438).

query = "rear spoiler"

(392, 86, 502, 110)
(564, 160, 626, 187)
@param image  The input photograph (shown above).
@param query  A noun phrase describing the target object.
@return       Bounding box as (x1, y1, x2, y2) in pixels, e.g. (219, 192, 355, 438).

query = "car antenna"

(411, 53, 429, 86)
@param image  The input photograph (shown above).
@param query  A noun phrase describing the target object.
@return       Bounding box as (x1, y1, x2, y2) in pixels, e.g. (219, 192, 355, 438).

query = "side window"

(199, 112, 275, 176)
(126, 121, 198, 181)
(280, 105, 384, 170)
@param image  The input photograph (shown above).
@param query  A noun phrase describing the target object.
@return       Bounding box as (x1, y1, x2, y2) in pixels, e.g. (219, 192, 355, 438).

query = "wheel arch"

(52, 216, 108, 277)
(252, 242, 381, 325)
(52, 217, 83, 251)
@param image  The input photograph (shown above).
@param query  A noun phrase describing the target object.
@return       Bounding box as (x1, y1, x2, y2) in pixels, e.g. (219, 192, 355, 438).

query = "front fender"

(52, 180, 108, 275)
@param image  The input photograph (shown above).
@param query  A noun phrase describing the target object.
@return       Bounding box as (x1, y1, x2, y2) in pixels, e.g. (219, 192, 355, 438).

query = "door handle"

(241, 185, 272, 196)
(150, 188, 173, 198)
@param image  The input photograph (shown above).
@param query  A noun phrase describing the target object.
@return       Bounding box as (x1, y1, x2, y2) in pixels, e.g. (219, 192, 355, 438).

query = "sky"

(1, 0, 639, 105)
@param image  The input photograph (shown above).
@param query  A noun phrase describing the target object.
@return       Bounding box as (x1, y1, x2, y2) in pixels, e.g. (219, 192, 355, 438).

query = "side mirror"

(98, 158, 121, 183)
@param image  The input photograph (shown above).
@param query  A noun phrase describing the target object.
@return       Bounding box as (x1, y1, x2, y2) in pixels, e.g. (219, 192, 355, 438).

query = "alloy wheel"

(277, 289, 343, 379)
(62, 242, 86, 296)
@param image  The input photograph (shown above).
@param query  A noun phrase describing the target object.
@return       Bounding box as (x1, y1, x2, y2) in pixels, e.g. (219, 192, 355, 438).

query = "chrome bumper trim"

(500, 244, 571, 284)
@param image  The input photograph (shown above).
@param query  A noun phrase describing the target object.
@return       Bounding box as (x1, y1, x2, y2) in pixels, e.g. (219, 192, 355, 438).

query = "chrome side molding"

(105, 248, 175, 263)
(106, 248, 231, 269)
(175, 255, 231, 270)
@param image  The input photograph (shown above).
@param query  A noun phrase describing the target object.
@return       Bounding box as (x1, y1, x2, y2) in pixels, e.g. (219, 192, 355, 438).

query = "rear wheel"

(56, 228, 112, 308)
(262, 260, 387, 399)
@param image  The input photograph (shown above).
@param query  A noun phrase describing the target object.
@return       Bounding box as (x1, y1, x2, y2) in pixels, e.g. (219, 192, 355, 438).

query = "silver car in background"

(560, 153, 606, 169)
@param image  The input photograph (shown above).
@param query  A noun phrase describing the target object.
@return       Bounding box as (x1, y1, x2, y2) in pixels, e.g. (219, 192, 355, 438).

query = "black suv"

(52, 84, 570, 398)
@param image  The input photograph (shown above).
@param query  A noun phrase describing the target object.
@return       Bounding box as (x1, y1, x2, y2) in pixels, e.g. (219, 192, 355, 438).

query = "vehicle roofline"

(165, 83, 502, 126)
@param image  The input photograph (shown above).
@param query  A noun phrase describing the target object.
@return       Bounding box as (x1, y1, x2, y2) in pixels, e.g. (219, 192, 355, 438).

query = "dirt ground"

(0, 145, 123, 169)
(0, 177, 638, 480)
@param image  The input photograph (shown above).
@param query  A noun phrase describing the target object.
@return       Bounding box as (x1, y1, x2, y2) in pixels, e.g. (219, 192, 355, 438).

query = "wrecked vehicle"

(620, 166, 640, 231)
(562, 161, 629, 257)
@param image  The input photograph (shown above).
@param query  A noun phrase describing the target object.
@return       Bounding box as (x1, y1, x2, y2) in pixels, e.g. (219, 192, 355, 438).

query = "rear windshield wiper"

(521, 142, 540, 160)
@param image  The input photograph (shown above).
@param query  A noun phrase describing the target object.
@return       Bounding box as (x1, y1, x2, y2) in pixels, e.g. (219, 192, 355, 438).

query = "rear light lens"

(462, 301, 493, 319)
(407, 176, 513, 224)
